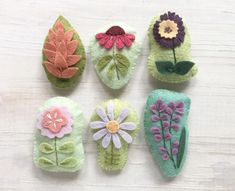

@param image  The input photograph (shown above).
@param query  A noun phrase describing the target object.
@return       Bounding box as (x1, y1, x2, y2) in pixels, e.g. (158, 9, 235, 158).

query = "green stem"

(54, 137, 58, 166)
(112, 47, 120, 80)
(169, 113, 177, 169)
(172, 40, 177, 65)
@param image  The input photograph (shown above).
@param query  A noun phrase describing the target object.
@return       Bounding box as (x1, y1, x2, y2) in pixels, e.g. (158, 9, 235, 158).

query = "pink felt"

(61, 67, 79, 78)
(67, 55, 81, 66)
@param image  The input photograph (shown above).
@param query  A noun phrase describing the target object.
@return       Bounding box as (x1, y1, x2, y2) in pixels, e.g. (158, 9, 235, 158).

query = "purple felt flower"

(162, 153, 169, 161)
(153, 11, 185, 48)
(172, 148, 178, 155)
(90, 101, 136, 149)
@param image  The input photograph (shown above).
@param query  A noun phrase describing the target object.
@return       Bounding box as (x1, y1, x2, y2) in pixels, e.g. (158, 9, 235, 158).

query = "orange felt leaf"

(67, 40, 78, 55)
(67, 55, 81, 66)
(43, 49, 56, 63)
(48, 29, 56, 44)
(44, 61, 61, 78)
(55, 52, 68, 70)
(44, 42, 56, 52)
(57, 41, 67, 57)
(61, 67, 78, 78)
(55, 21, 64, 32)
(64, 30, 74, 42)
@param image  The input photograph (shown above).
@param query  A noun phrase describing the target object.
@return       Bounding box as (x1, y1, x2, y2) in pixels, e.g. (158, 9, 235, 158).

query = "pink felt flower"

(37, 106, 73, 138)
(95, 26, 135, 50)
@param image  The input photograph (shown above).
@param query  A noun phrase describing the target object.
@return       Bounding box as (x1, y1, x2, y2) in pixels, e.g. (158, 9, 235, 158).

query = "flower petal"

(116, 108, 129, 123)
(112, 134, 121, 149)
(67, 55, 81, 66)
(102, 133, 112, 148)
(104, 36, 116, 49)
(55, 52, 67, 69)
(64, 30, 74, 42)
(93, 128, 108, 141)
(119, 122, 136, 130)
(61, 67, 78, 78)
(107, 101, 114, 120)
(44, 61, 61, 77)
(116, 36, 124, 49)
(95, 33, 106, 39)
(67, 40, 78, 55)
(90, 121, 106, 129)
(43, 49, 56, 63)
(44, 42, 56, 52)
(99, 35, 109, 46)
(118, 129, 132, 143)
(125, 33, 135, 41)
(122, 36, 132, 47)
(96, 107, 109, 122)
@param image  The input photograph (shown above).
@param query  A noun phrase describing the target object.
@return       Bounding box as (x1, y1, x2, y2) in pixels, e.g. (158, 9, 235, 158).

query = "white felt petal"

(90, 121, 106, 129)
(112, 134, 121, 149)
(93, 129, 108, 141)
(107, 101, 114, 120)
(102, 133, 112, 148)
(118, 129, 133, 143)
(117, 108, 129, 123)
(96, 107, 109, 122)
(119, 122, 136, 130)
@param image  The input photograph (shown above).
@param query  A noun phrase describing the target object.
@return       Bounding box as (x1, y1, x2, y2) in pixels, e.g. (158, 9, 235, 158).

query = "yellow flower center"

(158, 20, 179, 39)
(106, 120, 119, 134)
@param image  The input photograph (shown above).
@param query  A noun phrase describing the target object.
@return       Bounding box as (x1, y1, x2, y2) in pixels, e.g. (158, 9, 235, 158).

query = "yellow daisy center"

(106, 120, 119, 134)
(158, 20, 179, 39)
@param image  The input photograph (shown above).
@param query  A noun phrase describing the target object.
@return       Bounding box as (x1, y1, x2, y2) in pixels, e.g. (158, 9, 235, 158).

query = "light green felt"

(90, 99, 140, 171)
(144, 89, 190, 177)
(147, 16, 198, 83)
(90, 23, 141, 89)
(42, 16, 86, 89)
(34, 97, 85, 172)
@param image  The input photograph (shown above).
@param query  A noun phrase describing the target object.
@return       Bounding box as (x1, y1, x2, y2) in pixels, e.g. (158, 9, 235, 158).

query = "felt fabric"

(90, 23, 141, 90)
(144, 89, 190, 177)
(89, 99, 139, 171)
(42, 16, 86, 88)
(34, 97, 85, 172)
(148, 15, 198, 83)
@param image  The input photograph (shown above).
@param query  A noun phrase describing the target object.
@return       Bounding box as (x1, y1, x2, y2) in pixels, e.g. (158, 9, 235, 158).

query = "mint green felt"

(90, 23, 141, 89)
(90, 99, 140, 171)
(148, 16, 198, 83)
(144, 89, 190, 177)
(42, 16, 86, 88)
(34, 97, 85, 172)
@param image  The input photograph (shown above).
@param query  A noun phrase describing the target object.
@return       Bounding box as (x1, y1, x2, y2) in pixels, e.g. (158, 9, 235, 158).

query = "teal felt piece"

(34, 97, 85, 172)
(144, 89, 190, 177)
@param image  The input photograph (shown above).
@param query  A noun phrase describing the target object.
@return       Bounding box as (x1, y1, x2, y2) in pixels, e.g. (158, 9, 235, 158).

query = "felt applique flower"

(90, 101, 136, 149)
(153, 11, 185, 48)
(37, 106, 73, 138)
(43, 20, 81, 79)
(95, 26, 135, 50)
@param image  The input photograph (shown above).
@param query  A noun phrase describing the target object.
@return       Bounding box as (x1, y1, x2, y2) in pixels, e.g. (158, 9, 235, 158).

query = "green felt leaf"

(177, 128, 186, 168)
(38, 157, 55, 167)
(155, 61, 175, 74)
(115, 53, 130, 76)
(58, 141, 75, 154)
(39, 142, 54, 154)
(175, 61, 195, 75)
(97, 55, 113, 71)
(59, 157, 78, 168)
(107, 63, 116, 79)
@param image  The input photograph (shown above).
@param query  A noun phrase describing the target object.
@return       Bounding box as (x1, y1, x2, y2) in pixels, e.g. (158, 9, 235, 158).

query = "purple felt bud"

(151, 115, 160, 122)
(154, 134, 162, 142)
(175, 108, 184, 115)
(163, 121, 169, 130)
(176, 101, 184, 109)
(161, 114, 169, 121)
(172, 140, 179, 147)
(156, 99, 163, 110)
(162, 153, 169, 161)
(164, 107, 173, 115)
(165, 132, 172, 140)
(171, 123, 180, 131)
(172, 115, 181, 122)
(172, 148, 178, 155)
(150, 127, 161, 134)
(150, 104, 157, 113)
(159, 146, 167, 154)
(168, 102, 176, 110)
(159, 104, 167, 112)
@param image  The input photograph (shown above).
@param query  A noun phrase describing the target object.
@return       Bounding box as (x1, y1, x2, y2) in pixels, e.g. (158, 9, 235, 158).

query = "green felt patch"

(34, 97, 85, 172)
(148, 16, 198, 83)
(90, 99, 140, 171)
(144, 89, 190, 177)
(90, 23, 141, 89)
(42, 16, 86, 88)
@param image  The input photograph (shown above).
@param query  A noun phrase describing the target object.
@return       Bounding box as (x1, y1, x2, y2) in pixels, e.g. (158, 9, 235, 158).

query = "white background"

(0, 0, 235, 190)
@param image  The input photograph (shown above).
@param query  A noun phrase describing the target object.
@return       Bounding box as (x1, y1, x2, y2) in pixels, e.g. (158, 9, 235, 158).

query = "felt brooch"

(148, 11, 198, 83)
(90, 24, 141, 89)
(144, 89, 190, 177)
(42, 16, 86, 88)
(34, 97, 85, 172)
(89, 99, 139, 171)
